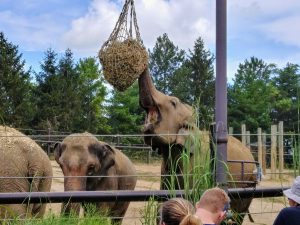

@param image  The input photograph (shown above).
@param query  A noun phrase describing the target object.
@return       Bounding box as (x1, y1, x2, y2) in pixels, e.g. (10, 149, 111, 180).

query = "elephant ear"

(89, 143, 115, 177)
(54, 142, 63, 164)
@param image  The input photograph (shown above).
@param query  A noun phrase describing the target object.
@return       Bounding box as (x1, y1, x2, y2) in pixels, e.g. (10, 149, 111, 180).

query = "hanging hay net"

(98, 0, 148, 92)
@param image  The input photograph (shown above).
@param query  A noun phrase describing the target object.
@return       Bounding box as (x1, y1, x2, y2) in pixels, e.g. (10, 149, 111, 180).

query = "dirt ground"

(47, 160, 294, 225)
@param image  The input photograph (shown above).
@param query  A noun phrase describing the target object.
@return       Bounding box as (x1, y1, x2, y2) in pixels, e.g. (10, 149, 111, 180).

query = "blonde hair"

(196, 187, 230, 213)
(160, 198, 201, 225)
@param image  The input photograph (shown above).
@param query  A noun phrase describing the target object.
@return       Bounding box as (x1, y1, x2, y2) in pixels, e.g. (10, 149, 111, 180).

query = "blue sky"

(1, 0, 300, 82)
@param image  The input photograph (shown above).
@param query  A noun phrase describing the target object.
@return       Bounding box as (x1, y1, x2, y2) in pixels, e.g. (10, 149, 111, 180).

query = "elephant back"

(227, 136, 256, 188)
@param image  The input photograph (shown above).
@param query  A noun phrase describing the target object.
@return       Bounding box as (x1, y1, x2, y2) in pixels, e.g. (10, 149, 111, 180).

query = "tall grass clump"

(162, 103, 216, 204)
(140, 197, 159, 225)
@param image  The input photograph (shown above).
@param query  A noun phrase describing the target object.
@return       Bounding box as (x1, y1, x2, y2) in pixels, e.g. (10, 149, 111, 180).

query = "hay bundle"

(99, 39, 148, 91)
(98, 0, 148, 91)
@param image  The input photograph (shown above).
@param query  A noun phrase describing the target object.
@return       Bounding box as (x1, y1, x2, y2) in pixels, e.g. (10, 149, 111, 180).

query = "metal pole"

(0, 187, 289, 204)
(215, 0, 228, 188)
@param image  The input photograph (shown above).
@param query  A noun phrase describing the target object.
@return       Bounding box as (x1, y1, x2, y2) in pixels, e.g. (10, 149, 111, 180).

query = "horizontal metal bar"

(0, 187, 290, 204)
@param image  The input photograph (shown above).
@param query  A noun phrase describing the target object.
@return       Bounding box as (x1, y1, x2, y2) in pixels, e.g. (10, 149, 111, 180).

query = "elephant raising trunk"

(138, 68, 257, 224)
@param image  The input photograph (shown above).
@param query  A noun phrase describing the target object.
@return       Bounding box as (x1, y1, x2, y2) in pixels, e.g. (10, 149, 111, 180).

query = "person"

(159, 198, 202, 225)
(195, 187, 230, 225)
(273, 176, 300, 225)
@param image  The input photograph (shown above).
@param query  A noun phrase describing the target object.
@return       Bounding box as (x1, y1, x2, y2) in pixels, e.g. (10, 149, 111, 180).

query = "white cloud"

(62, 0, 215, 55)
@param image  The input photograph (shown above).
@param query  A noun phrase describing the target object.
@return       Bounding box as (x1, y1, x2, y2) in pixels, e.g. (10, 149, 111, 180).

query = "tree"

(56, 49, 81, 131)
(75, 57, 109, 133)
(34, 49, 81, 132)
(183, 37, 215, 129)
(0, 32, 34, 127)
(272, 63, 300, 132)
(149, 33, 186, 95)
(107, 82, 144, 136)
(34, 48, 59, 129)
(228, 57, 277, 133)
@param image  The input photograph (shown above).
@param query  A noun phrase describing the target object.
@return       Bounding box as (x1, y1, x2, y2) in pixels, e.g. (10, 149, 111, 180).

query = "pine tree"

(0, 32, 34, 127)
(149, 33, 185, 95)
(185, 37, 215, 129)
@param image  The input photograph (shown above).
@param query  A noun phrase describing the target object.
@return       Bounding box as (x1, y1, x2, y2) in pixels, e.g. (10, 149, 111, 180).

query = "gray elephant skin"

(54, 132, 137, 224)
(138, 68, 257, 224)
(0, 126, 53, 219)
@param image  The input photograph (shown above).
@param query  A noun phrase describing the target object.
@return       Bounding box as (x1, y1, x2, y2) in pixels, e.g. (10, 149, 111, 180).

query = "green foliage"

(34, 51, 109, 133)
(34, 48, 80, 131)
(228, 57, 277, 133)
(272, 63, 300, 132)
(75, 57, 109, 133)
(0, 206, 112, 225)
(141, 197, 158, 225)
(107, 82, 145, 137)
(148, 33, 186, 95)
(0, 32, 35, 127)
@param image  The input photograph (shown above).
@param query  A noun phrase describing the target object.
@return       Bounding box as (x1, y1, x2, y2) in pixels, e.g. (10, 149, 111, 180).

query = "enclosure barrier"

(0, 187, 289, 204)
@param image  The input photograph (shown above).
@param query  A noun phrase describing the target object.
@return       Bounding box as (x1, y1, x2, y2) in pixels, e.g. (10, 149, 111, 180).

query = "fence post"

(241, 124, 246, 146)
(228, 127, 233, 135)
(147, 148, 151, 164)
(257, 128, 262, 173)
(262, 132, 267, 174)
(271, 125, 277, 179)
(47, 127, 51, 156)
(278, 121, 284, 179)
(246, 131, 251, 149)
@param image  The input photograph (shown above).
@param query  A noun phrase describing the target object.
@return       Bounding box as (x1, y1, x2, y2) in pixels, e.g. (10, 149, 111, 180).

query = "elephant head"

(138, 68, 257, 224)
(54, 133, 116, 214)
(139, 68, 196, 152)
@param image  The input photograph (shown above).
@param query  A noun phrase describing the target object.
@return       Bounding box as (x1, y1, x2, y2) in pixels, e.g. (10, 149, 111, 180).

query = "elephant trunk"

(138, 68, 157, 108)
(62, 177, 86, 215)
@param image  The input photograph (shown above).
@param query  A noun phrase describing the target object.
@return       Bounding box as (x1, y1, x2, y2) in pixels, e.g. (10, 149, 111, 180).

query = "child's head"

(196, 187, 230, 224)
(160, 198, 201, 225)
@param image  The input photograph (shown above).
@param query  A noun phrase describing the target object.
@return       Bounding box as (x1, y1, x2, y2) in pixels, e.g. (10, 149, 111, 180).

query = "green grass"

(0, 205, 112, 225)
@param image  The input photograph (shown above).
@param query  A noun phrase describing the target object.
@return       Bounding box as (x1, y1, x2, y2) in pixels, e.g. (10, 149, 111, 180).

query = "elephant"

(0, 126, 53, 219)
(54, 132, 137, 224)
(138, 68, 257, 224)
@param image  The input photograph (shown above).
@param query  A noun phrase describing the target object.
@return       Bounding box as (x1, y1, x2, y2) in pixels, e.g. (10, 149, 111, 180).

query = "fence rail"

(0, 187, 290, 204)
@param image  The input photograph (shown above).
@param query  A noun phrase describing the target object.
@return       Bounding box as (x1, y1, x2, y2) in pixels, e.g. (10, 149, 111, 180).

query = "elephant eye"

(170, 99, 177, 108)
(87, 165, 95, 176)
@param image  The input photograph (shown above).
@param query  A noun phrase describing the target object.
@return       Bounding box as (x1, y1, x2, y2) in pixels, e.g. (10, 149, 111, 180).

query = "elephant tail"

(247, 209, 255, 223)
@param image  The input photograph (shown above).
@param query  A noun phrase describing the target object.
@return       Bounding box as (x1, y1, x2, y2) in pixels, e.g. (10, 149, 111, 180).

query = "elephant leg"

(61, 202, 81, 215)
(0, 204, 29, 219)
(230, 197, 253, 225)
(110, 201, 130, 225)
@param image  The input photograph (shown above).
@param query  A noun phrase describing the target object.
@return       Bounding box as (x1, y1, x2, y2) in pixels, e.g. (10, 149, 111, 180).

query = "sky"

(1, 0, 300, 82)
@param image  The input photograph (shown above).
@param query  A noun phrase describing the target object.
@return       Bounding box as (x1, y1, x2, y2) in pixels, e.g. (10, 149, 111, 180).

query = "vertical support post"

(261, 132, 267, 174)
(242, 124, 246, 146)
(271, 125, 277, 179)
(246, 131, 251, 149)
(47, 127, 51, 156)
(257, 128, 263, 173)
(228, 127, 233, 135)
(215, 0, 227, 189)
(278, 121, 284, 179)
(262, 132, 267, 174)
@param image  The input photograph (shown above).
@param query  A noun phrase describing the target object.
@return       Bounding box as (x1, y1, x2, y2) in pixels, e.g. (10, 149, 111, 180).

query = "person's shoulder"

(280, 206, 300, 213)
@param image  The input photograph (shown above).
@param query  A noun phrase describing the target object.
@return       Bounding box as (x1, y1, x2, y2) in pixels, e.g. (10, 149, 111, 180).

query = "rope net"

(99, 0, 148, 91)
